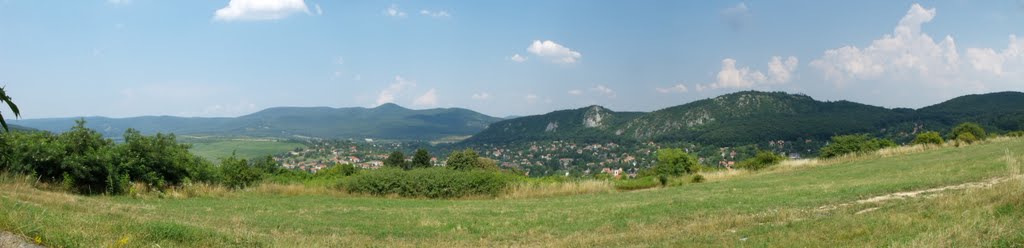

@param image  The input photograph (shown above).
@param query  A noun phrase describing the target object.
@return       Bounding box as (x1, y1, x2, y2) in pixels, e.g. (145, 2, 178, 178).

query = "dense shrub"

(1009, 131, 1024, 137)
(912, 131, 945, 145)
(952, 122, 986, 142)
(956, 132, 978, 144)
(345, 167, 515, 198)
(819, 134, 897, 158)
(737, 150, 785, 171)
(613, 177, 660, 191)
(445, 149, 479, 170)
(219, 155, 264, 190)
(0, 120, 226, 194)
(653, 148, 698, 176)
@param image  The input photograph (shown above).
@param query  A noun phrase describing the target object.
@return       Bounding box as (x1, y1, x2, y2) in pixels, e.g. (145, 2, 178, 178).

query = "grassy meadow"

(1, 138, 1023, 247)
(185, 138, 306, 161)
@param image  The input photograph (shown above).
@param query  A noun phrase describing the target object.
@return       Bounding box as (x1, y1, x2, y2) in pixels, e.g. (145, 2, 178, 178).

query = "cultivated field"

(186, 139, 306, 161)
(1, 138, 1022, 247)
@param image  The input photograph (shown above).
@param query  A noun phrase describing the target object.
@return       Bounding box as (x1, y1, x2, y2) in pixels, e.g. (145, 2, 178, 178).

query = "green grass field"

(187, 139, 306, 161)
(2, 138, 1023, 247)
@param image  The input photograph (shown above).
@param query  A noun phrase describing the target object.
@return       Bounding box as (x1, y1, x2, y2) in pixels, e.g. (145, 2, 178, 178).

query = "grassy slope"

(187, 140, 306, 161)
(2, 139, 1023, 247)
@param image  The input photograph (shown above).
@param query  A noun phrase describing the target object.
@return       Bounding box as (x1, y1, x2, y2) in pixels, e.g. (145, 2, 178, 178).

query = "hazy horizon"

(2, 1, 1023, 119)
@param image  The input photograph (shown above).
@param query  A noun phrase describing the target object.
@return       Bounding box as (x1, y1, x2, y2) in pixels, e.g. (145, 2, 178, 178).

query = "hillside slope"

(464, 105, 644, 143)
(466, 91, 1023, 145)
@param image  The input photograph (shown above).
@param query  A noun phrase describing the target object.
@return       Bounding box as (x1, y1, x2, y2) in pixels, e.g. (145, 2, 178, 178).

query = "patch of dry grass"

(504, 180, 614, 199)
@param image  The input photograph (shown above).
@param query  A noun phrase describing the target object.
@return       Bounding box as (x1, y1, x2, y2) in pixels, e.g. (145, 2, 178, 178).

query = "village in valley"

(275, 137, 823, 178)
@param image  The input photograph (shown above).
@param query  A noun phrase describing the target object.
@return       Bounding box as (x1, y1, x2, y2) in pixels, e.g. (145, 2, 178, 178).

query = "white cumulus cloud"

(527, 40, 582, 64)
(376, 76, 415, 106)
(809, 4, 960, 86)
(966, 35, 1024, 76)
(413, 89, 439, 107)
(768, 56, 799, 83)
(214, 0, 311, 21)
(698, 56, 797, 90)
(567, 89, 583, 95)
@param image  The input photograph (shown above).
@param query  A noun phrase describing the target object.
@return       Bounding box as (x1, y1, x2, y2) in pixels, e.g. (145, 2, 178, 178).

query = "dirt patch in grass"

(0, 231, 42, 248)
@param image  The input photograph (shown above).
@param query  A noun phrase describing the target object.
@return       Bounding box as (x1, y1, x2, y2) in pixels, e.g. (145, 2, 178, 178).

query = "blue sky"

(1, 0, 1022, 119)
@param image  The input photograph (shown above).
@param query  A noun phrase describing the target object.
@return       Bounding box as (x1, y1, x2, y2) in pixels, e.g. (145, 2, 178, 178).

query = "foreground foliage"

(819, 134, 897, 158)
(2, 136, 1022, 247)
(345, 167, 515, 198)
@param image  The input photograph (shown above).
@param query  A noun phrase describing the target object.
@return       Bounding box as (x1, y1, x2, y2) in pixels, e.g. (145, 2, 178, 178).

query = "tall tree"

(0, 86, 21, 132)
(384, 151, 407, 169)
(411, 149, 432, 169)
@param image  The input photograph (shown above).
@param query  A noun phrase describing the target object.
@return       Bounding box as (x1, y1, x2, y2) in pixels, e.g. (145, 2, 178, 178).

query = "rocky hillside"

(464, 91, 1024, 146)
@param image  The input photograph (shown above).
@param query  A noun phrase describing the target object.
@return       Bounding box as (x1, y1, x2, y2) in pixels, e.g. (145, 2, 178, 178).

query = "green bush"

(614, 177, 660, 191)
(952, 122, 986, 142)
(956, 132, 978, 144)
(1008, 131, 1024, 137)
(912, 131, 945, 145)
(345, 167, 515, 198)
(219, 155, 264, 190)
(737, 150, 785, 171)
(819, 134, 897, 158)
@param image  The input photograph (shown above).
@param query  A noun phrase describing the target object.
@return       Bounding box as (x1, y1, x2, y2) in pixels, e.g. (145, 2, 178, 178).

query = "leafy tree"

(384, 151, 407, 169)
(912, 131, 944, 145)
(446, 149, 481, 170)
(411, 149, 432, 169)
(952, 122, 986, 142)
(654, 148, 698, 176)
(0, 86, 20, 132)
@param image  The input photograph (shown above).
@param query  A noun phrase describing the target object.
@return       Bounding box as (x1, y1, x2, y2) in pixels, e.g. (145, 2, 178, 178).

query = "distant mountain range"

(10, 91, 1024, 144)
(11, 103, 502, 140)
(465, 91, 1024, 146)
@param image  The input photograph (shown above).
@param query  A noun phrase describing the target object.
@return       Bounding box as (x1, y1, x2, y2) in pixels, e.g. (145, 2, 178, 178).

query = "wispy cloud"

(419, 9, 451, 18)
(383, 4, 406, 18)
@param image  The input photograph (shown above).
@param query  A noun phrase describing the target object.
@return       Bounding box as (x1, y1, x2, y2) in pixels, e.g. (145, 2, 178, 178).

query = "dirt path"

(817, 176, 1018, 213)
(0, 231, 43, 248)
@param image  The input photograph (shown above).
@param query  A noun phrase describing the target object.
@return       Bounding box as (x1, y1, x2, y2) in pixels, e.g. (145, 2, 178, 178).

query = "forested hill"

(11, 103, 502, 140)
(464, 91, 1024, 146)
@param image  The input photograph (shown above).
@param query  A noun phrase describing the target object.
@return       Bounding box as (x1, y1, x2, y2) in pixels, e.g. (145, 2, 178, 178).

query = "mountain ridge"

(11, 104, 502, 140)
(464, 91, 1024, 146)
